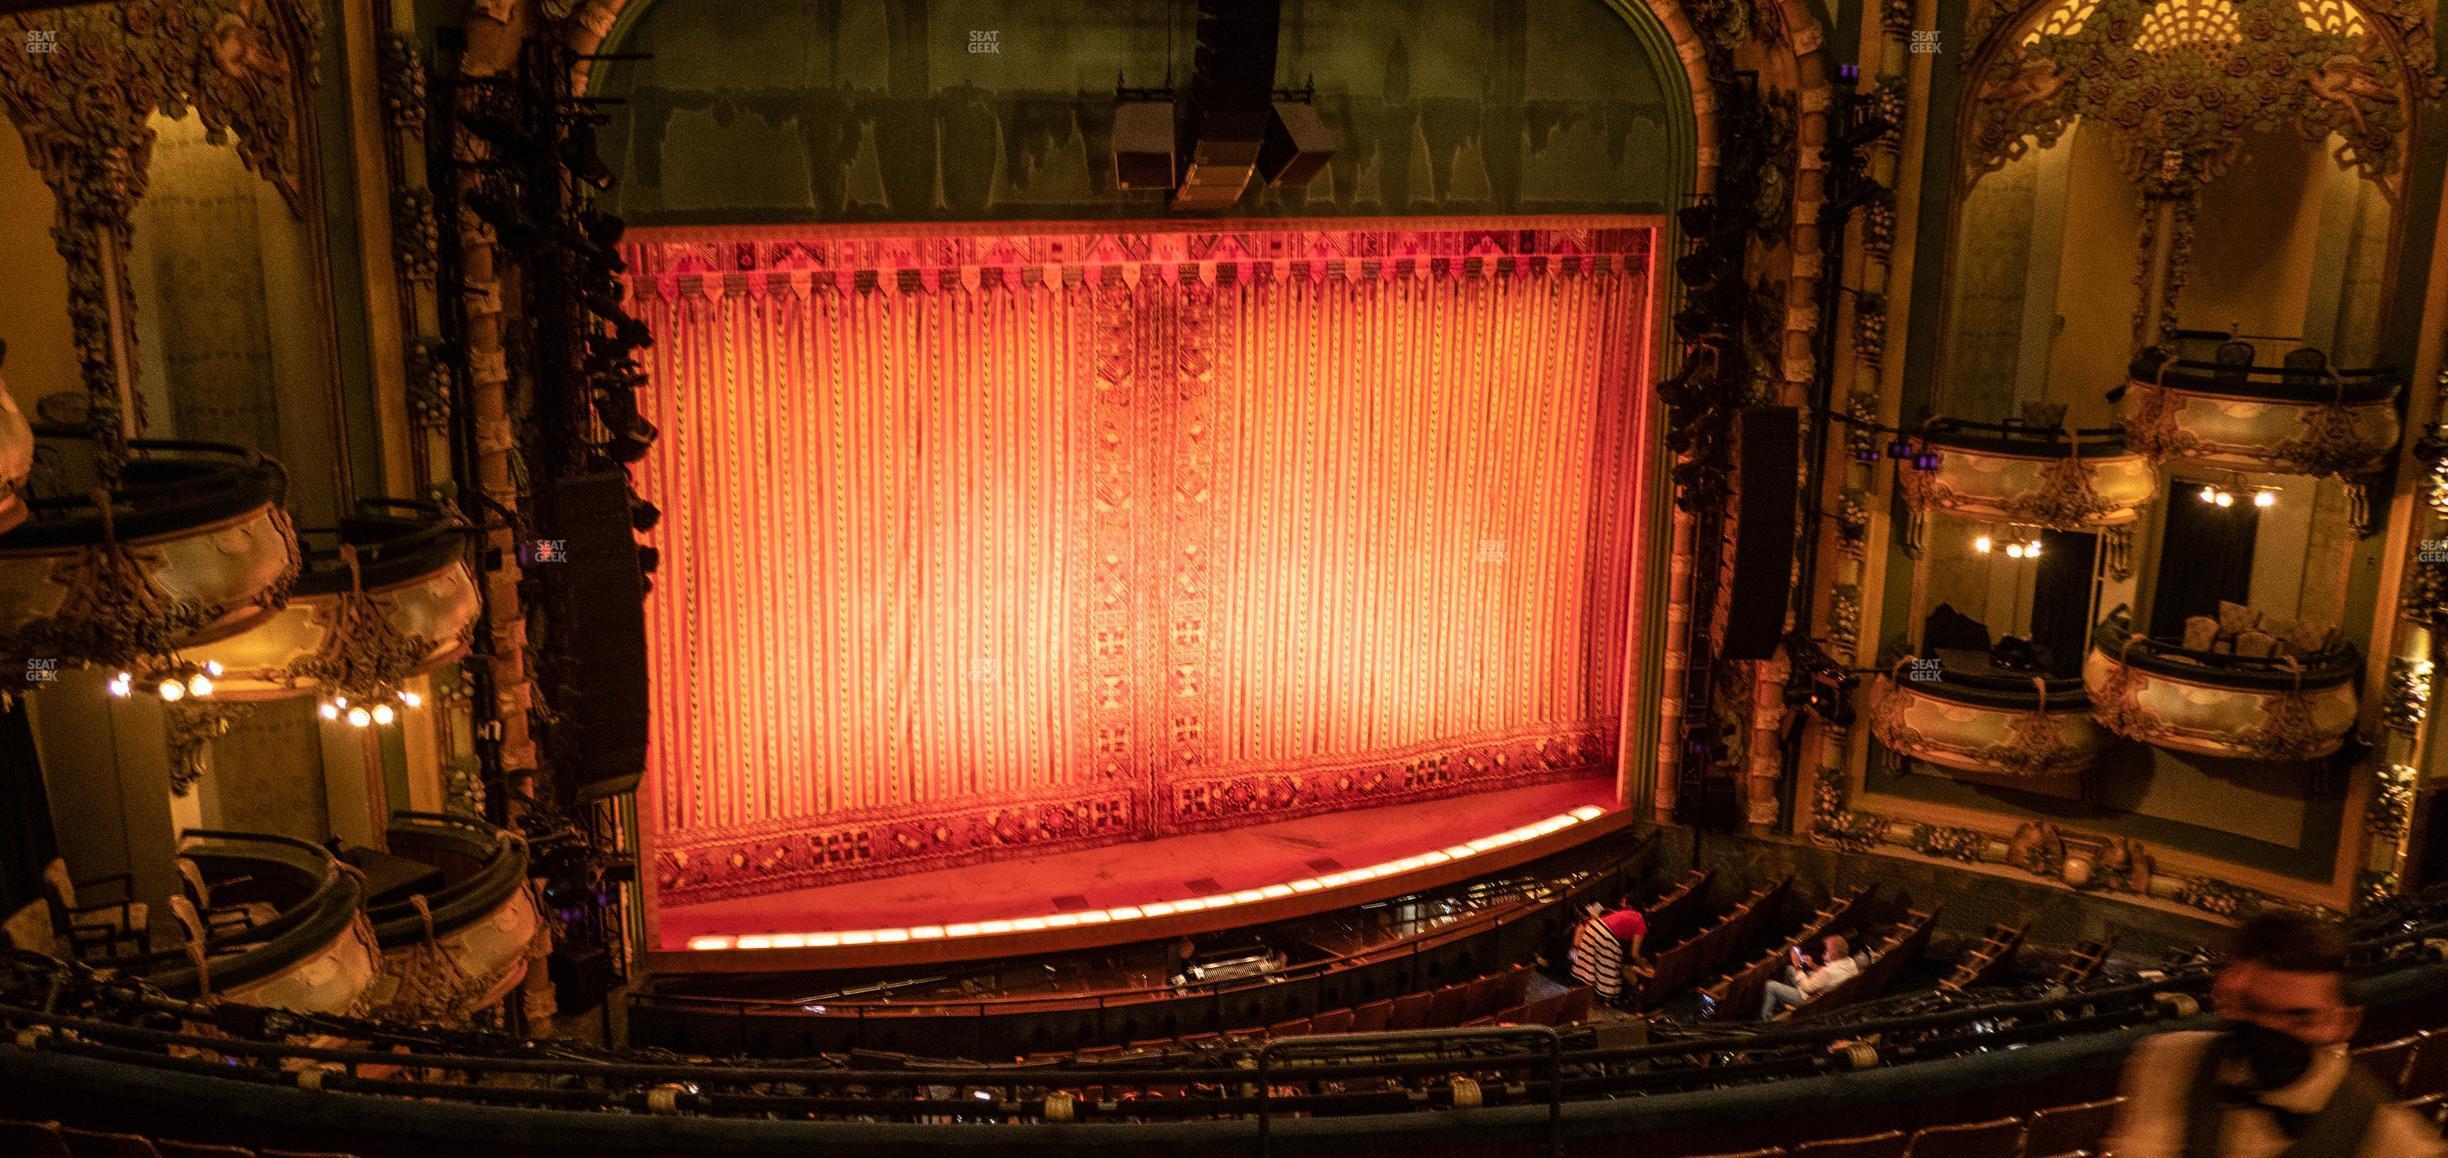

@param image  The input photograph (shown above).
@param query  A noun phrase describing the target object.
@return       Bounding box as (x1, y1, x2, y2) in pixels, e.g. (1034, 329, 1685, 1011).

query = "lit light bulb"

(109, 673, 132, 698)
(2006, 543, 2026, 559)
(2026, 539, 2043, 558)
(319, 701, 340, 720)
(187, 673, 213, 698)
(333, 696, 348, 708)
(372, 704, 396, 726)
(2215, 491, 2234, 508)
(2200, 486, 2219, 503)
(158, 679, 185, 703)
(1973, 535, 1993, 554)
(204, 660, 223, 677)
(400, 691, 422, 709)
(346, 706, 372, 728)
(2254, 490, 2275, 508)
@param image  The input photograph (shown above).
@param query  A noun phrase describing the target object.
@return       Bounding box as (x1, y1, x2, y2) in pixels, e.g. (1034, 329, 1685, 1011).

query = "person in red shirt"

(1597, 901, 1647, 958)
(1569, 897, 1646, 1006)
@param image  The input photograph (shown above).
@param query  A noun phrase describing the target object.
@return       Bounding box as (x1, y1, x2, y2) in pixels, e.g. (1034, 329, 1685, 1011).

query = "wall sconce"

(1974, 534, 2042, 559)
(2196, 483, 2275, 509)
(109, 660, 223, 702)
(317, 687, 425, 729)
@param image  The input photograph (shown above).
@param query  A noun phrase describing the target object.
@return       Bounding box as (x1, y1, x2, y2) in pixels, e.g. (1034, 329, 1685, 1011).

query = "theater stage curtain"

(629, 224, 1655, 902)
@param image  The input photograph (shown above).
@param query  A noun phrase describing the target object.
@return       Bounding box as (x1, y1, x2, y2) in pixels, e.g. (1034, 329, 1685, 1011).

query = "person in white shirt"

(2105, 911, 2443, 1157)
(1760, 933, 1861, 1019)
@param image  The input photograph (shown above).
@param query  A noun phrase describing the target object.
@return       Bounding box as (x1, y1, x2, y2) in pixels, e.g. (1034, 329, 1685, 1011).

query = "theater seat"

(155, 1143, 255, 1158)
(0, 1119, 75, 1158)
(1349, 999, 1393, 1033)
(1792, 1130, 1908, 1158)
(2401, 1030, 2448, 1100)
(2022, 1097, 2122, 1158)
(1904, 1117, 2020, 1157)
(2355, 1035, 2421, 1094)
(58, 1126, 163, 1158)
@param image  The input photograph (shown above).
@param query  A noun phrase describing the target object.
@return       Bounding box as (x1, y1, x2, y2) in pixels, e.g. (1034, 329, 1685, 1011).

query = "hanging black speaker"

(1721, 407, 1800, 661)
(535, 472, 650, 802)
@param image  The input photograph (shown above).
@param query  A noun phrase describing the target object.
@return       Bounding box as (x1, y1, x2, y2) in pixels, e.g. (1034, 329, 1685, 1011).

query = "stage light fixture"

(1974, 535, 1993, 554)
(2215, 491, 2234, 508)
(2254, 489, 2277, 508)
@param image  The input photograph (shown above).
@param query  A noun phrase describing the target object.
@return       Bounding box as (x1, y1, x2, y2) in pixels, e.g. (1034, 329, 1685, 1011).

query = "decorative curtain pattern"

(630, 224, 1655, 903)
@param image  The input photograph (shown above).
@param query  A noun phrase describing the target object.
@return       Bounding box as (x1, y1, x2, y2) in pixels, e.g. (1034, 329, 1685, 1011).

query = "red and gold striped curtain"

(632, 225, 1655, 903)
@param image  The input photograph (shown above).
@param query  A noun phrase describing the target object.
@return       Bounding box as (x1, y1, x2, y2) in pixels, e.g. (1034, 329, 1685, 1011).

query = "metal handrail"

(1257, 1025, 1565, 1158)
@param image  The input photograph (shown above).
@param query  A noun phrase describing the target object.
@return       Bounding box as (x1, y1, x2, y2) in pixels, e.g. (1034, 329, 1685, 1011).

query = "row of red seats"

(1694, 1097, 2120, 1158)
(1069, 964, 1592, 1058)
(0, 1120, 351, 1158)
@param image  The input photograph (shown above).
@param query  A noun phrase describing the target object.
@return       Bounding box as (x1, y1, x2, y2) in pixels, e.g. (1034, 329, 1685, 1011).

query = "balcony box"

(2124, 346, 2401, 478)
(0, 442, 298, 674)
(368, 812, 540, 1022)
(1902, 420, 2156, 528)
(2083, 617, 2360, 762)
(147, 832, 379, 1016)
(174, 500, 476, 700)
(1869, 657, 2113, 778)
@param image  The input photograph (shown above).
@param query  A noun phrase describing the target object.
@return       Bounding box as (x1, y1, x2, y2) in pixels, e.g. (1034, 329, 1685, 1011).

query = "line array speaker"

(536, 471, 650, 802)
(1721, 406, 1800, 662)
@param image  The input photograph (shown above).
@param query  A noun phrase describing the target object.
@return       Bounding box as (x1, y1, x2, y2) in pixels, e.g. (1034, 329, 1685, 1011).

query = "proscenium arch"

(462, 0, 1835, 850)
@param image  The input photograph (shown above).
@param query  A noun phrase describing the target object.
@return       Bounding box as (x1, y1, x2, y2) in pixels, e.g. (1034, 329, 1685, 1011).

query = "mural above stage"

(628, 222, 1656, 903)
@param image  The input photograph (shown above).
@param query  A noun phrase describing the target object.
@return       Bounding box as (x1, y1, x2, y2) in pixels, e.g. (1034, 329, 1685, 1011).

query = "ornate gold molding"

(1965, 0, 2439, 197)
(0, 1, 324, 452)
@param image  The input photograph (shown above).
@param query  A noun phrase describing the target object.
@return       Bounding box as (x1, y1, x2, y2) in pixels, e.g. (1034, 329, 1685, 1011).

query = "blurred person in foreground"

(2105, 911, 2441, 1156)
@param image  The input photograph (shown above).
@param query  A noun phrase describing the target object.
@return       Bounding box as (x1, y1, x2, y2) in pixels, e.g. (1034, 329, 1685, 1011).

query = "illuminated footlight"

(683, 806, 1615, 951)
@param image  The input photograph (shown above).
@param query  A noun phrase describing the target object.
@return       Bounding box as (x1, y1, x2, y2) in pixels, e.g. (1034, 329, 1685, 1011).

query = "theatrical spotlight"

(561, 119, 617, 191)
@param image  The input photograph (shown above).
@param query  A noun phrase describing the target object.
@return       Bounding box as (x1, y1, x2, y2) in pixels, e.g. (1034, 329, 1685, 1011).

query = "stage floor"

(655, 777, 1621, 955)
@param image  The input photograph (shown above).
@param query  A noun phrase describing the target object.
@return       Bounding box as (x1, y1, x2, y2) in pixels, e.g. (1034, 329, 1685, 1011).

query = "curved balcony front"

(2082, 618, 2361, 762)
(141, 832, 379, 1015)
(2123, 346, 2401, 478)
(175, 500, 477, 700)
(1868, 656, 2114, 779)
(1902, 420, 2156, 528)
(0, 441, 298, 673)
(0, 385, 28, 535)
(368, 812, 539, 1022)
